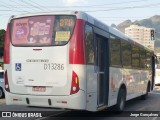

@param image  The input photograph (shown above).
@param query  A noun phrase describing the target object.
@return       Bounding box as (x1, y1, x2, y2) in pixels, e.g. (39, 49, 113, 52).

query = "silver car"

(0, 70, 5, 98)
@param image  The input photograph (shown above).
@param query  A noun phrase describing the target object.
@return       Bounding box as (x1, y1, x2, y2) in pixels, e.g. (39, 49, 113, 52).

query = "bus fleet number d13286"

(44, 63, 64, 70)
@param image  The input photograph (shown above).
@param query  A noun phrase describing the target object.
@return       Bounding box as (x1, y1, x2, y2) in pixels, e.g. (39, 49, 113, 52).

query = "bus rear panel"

(4, 13, 87, 110)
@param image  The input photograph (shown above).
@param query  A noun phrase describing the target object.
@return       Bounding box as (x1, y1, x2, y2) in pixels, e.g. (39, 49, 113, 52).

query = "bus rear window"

(11, 15, 76, 46)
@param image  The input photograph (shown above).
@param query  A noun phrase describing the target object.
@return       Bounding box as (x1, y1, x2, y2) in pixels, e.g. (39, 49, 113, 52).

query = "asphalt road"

(0, 86, 160, 120)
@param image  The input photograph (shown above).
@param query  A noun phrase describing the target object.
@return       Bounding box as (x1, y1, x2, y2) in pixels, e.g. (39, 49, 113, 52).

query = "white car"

(0, 70, 5, 98)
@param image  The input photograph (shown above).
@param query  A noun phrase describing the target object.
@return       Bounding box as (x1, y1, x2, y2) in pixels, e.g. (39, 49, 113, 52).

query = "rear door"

(96, 34, 109, 107)
(10, 15, 76, 95)
(94, 26, 109, 107)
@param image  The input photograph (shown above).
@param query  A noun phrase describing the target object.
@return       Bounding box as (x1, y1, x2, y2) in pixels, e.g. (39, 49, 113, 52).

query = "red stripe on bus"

(4, 23, 10, 64)
(69, 19, 86, 64)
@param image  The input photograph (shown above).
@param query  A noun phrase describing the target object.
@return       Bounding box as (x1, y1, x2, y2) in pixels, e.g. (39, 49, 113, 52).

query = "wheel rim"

(120, 97, 124, 110)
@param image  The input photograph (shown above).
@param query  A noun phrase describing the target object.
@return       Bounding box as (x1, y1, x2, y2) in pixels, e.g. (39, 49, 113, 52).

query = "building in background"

(125, 25, 155, 50)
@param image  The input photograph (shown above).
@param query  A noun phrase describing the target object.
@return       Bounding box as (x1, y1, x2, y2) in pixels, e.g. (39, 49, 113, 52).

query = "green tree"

(0, 29, 6, 57)
(0, 29, 6, 47)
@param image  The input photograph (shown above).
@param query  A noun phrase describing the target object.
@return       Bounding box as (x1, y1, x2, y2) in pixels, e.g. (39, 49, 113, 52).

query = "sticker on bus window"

(12, 18, 29, 44)
(12, 16, 54, 46)
(55, 31, 70, 41)
(27, 16, 54, 45)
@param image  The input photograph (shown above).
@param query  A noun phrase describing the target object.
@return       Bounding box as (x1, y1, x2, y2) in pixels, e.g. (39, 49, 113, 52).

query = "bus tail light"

(5, 71, 10, 92)
(70, 71, 80, 95)
(4, 23, 10, 64)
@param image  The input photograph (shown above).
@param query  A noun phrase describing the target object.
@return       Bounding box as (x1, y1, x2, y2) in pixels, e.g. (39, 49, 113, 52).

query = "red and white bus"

(4, 11, 155, 112)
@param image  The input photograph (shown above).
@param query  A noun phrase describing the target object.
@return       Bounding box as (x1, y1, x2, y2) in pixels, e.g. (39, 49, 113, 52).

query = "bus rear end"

(4, 12, 87, 110)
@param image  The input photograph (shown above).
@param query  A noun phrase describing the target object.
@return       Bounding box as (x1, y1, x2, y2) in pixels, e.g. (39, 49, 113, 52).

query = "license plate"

(32, 86, 46, 92)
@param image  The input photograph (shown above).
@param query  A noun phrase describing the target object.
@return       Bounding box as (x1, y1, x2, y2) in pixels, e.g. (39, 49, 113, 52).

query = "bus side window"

(85, 25, 94, 64)
(140, 48, 146, 69)
(132, 45, 140, 68)
(146, 52, 152, 69)
(121, 40, 131, 68)
(110, 35, 121, 67)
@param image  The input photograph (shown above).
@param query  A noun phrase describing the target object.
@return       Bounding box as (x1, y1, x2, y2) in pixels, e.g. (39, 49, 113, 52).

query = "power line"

(19, 0, 44, 11)
(0, 0, 157, 11)
(98, 16, 150, 18)
(9, 0, 29, 12)
(0, 9, 27, 12)
(94, 0, 149, 6)
(85, 2, 160, 12)
(0, 5, 159, 10)
(0, 0, 158, 10)
(15, 0, 149, 9)
(0, 5, 159, 9)
(27, 0, 50, 11)
(0, 1, 29, 13)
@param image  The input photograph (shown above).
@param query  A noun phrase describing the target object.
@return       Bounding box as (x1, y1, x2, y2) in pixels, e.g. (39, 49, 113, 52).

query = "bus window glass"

(146, 52, 152, 69)
(85, 25, 94, 64)
(140, 48, 146, 69)
(110, 36, 121, 66)
(132, 45, 140, 68)
(121, 40, 131, 67)
(53, 16, 76, 45)
(11, 15, 76, 46)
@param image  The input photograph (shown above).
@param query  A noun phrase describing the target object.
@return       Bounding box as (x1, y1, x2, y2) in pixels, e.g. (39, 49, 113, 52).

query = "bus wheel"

(115, 88, 126, 113)
(0, 88, 4, 99)
(141, 83, 150, 100)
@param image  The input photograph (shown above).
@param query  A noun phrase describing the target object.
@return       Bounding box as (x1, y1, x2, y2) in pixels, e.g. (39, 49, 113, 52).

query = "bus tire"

(0, 87, 4, 99)
(115, 88, 126, 113)
(141, 83, 150, 100)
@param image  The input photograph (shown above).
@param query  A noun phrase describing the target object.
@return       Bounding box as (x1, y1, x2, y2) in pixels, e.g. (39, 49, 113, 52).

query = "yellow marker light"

(75, 77, 78, 84)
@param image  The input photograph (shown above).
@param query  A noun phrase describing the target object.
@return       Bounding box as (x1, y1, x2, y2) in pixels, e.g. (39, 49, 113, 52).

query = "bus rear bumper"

(5, 90, 86, 110)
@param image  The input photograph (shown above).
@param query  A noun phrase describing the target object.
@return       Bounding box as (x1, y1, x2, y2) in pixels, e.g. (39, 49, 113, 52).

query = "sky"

(1, 0, 160, 30)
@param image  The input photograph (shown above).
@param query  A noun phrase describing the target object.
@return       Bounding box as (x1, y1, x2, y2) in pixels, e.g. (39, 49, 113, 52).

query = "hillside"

(111, 15, 160, 48)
